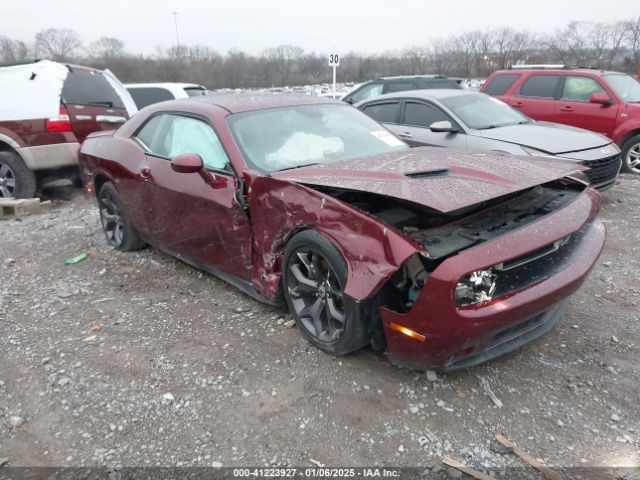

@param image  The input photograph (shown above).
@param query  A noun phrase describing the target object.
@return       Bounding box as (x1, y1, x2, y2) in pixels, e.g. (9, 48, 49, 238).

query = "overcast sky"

(4, 0, 639, 54)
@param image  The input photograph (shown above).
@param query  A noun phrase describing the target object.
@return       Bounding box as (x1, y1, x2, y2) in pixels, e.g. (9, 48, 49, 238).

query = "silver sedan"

(357, 90, 622, 190)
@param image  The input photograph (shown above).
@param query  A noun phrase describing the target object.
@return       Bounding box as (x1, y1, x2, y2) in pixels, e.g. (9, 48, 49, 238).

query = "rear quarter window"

(483, 74, 521, 95)
(421, 79, 461, 89)
(128, 87, 175, 109)
(384, 81, 416, 93)
(61, 69, 125, 109)
(518, 75, 561, 99)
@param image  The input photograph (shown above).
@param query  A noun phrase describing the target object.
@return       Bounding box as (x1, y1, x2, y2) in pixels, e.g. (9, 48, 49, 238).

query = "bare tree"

(628, 16, 640, 72)
(89, 37, 125, 61)
(0, 36, 31, 62)
(35, 28, 81, 61)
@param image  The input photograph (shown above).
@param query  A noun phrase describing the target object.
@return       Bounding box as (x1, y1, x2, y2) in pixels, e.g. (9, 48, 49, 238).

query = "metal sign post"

(328, 53, 340, 98)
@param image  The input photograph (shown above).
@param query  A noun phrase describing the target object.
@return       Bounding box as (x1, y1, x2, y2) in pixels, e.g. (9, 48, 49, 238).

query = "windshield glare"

(441, 94, 530, 130)
(227, 104, 408, 172)
(604, 74, 640, 103)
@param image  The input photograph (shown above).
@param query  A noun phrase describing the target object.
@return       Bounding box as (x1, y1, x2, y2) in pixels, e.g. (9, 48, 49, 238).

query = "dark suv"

(342, 75, 461, 104)
(0, 60, 135, 198)
(481, 67, 640, 174)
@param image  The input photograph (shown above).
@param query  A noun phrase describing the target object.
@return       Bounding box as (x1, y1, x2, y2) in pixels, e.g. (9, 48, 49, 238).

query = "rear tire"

(620, 135, 640, 174)
(0, 151, 36, 199)
(98, 182, 146, 251)
(282, 230, 369, 356)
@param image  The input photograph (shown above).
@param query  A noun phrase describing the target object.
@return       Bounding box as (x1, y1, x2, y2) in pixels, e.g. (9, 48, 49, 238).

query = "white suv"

(125, 83, 207, 109)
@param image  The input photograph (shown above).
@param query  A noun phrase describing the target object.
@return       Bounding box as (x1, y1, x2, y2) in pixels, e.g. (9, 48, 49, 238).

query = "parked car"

(357, 90, 621, 190)
(341, 75, 461, 105)
(126, 83, 207, 109)
(481, 66, 640, 174)
(79, 94, 604, 371)
(0, 60, 136, 198)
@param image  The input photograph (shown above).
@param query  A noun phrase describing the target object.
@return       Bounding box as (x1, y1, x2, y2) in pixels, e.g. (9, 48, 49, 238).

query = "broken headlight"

(455, 269, 498, 306)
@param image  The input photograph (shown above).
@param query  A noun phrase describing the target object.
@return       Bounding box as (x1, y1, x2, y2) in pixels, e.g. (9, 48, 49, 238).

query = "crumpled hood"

(272, 147, 586, 213)
(478, 121, 611, 154)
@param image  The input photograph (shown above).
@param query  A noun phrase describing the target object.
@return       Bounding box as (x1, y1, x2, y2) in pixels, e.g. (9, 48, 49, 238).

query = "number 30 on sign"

(328, 53, 340, 67)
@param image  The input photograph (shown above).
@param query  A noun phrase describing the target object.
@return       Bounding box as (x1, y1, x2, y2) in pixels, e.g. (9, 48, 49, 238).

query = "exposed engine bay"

(317, 180, 586, 313)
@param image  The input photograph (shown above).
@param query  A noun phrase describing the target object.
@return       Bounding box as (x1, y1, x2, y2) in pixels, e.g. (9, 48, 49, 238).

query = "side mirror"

(589, 92, 612, 105)
(344, 97, 354, 104)
(170, 153, 215, 183)
(171, 153, 204, 173)
(429, 120, 458, 133)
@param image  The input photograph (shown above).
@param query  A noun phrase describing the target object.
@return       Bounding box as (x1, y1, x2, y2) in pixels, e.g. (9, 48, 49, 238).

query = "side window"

(424, 79, 461, 89)
(483, 74, 521, 95)
(349, 83, 383, 103)
(384, 81, 416, 93)
(135, 114, 168, 153)
(165, 115, 230, 171)
(403, 102, 448, 128)
(128, 88, 175, 109)
(362, 102, 400, 124)
(134, 114, 230, 171)
(518, 75, 560, 98)
(561, 76, 607, 102)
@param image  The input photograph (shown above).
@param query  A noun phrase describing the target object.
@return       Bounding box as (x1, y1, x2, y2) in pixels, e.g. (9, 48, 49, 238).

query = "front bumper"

(18, 142, 80, 170)
(380, 188, 606, 371)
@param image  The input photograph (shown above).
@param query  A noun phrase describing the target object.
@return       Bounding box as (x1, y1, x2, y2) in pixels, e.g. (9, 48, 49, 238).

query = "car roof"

(492, 68, 624, 76)
(377, 75, 450, 81)
(125, 82, 205, 89)
(185, 92, 342, 114)
(358, 89, 477, 105)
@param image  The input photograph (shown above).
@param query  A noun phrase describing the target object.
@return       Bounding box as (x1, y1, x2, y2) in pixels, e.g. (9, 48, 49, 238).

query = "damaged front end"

(314, 178, 604, 370)
(248, 166, 604, 370)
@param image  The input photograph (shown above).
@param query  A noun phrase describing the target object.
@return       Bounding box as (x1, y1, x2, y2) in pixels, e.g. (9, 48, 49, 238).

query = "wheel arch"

(618, 128, 640, 147)
(93, 173, 110, 195)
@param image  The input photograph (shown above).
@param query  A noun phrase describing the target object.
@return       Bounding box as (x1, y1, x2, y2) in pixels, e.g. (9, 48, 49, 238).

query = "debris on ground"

(478, 376, 503, 409)
(442, 456, 497, 480)
(63, 252, 89, 265)
(495, 434, 566, 480)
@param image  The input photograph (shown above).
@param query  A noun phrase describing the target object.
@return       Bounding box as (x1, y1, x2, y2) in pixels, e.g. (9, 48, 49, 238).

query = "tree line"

(1, 17, 639, 89)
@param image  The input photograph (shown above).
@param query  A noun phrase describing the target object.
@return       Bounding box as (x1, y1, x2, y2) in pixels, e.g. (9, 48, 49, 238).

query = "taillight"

(46, 106, 72, 132)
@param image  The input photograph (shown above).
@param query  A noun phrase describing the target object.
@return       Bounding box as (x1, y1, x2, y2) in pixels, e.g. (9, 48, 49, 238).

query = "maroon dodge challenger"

(79, 94, 605, 371)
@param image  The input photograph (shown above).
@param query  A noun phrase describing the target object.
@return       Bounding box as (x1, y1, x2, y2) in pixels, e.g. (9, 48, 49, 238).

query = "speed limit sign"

(328, 53, 340, 67)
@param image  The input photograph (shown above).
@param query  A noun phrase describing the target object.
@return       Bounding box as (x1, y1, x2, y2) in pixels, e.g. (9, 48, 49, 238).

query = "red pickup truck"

(481, 67, 640, 174)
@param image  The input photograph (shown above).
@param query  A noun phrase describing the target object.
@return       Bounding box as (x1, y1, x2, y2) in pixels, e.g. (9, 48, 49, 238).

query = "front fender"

(247, 175, 423, 302)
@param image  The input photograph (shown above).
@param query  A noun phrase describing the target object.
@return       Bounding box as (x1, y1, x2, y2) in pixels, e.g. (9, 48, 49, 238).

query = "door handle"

(559, 106, 574, 112)
(398, 132, 413, 138)
(512, 102, 524, 108)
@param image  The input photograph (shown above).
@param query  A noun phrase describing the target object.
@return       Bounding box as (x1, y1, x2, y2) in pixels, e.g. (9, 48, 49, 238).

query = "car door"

(133, 112, 253, 280)
(508, 74, 561, 122)
(395, 100, 467, 148)
(554, 75, 618, 137)
(360, 100, 402, 133)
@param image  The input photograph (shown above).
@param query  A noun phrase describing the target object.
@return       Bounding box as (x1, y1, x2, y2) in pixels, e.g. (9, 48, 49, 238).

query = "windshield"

(227, 104, 408, 172)
(604, 74, 640, 103)
(440, 94, 530, 130)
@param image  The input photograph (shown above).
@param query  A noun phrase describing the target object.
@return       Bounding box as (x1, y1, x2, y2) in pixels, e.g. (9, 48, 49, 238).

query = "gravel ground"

(0, 176, 639, 478)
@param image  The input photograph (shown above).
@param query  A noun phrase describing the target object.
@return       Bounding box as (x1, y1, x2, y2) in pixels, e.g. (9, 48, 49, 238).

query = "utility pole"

(172, 12, 180, 48)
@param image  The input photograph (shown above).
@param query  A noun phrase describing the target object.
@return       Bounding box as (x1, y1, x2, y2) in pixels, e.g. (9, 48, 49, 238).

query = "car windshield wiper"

(276, 162, 321, 172)
(482, 121, 528, 130)
(88, 101, 114, 107)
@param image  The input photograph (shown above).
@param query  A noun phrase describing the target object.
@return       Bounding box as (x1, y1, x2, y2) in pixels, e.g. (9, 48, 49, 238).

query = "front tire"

(98, 182, 146, 251)
(282, 230, 369, 356)
(0, 151, 36, 199)
(621, 135, 640, 174)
